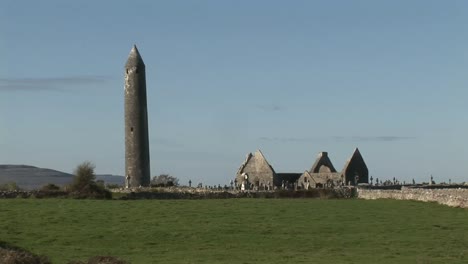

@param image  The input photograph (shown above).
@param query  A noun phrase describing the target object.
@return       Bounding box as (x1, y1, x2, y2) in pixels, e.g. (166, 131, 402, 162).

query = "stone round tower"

(124, 45, 151, 187)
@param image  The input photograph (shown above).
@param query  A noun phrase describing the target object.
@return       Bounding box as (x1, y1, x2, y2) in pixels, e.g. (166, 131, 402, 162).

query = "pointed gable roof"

(301, 170, 317, 184)
(310, 152, 337, 173)
(236, 149, 276, 175)
(341, 148, 368, 175)
(252, 149, 276, 174)
(236, 152, 253, 175)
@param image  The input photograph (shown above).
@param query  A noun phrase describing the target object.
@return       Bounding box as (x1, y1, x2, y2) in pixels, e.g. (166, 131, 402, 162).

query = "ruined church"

(235, 148, 368, 190)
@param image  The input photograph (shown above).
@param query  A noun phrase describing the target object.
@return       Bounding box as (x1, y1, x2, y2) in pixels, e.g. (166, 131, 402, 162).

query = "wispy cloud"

(259, 137, 312, 142)
(259, 136, 415, 143)
(332, 136, 416, 142)
(256, 104, 283, 112)
(0, 76, 109, 92)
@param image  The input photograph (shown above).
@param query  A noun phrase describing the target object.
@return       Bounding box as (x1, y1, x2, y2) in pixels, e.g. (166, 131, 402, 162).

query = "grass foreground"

(0, 199, 467, 264)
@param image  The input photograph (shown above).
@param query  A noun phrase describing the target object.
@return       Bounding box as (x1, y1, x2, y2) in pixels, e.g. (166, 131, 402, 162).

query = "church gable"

(235, 150, 276, 187)
(310, 152, 337, 173)
(298, 171, 343, 189)
(341, 148, 369, 185)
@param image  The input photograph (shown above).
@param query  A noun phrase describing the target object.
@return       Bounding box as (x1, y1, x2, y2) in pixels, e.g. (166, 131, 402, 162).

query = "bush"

(68, 256, 129, 264)
(96, 180, 105, 188)
(70, 161, 96, 191)
(151, 174, 179, 187)
(34, 183, 67, 198)
(106, 184, 122, 189)
(33, 190, 69, 199)
(0, 241, 51, 264)
(69, 184, 111, 200)
(40, 183, 61, 192)
(68, 162, 111, 199)
(87, 256, 129, 264)
(0, 182, 21, 191)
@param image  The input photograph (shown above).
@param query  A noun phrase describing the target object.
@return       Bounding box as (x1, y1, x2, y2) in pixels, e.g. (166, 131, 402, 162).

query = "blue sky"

(1, 0, 468, 185)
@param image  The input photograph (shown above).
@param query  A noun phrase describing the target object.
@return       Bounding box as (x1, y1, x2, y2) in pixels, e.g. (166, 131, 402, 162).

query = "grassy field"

(0, 199, 467, 264)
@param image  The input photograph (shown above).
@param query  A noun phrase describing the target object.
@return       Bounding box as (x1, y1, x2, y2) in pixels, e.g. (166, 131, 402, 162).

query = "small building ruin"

(298, 152, 342, 189)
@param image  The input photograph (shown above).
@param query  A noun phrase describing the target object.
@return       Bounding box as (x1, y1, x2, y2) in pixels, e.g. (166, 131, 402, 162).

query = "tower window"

(130, 127, 134, 133)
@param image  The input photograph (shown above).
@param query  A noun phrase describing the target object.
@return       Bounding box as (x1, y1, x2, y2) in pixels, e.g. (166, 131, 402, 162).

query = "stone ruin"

(235, 148, 369, 190)
(235, 150, 277, 190)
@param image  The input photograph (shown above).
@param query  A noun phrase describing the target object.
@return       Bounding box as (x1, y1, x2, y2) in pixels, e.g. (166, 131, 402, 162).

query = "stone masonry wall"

(236, 151, 276, 188)
(357, 187, 468, 208)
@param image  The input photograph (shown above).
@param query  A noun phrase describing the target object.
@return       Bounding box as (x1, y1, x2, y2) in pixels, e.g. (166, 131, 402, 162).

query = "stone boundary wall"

(0, 190, 68, 199)
(0, 188, 356, 199)
(113, 187, 355, 199)
(357, 187, 468, 208)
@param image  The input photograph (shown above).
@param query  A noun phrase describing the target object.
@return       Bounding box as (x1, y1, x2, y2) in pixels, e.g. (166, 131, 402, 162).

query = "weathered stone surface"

(358, 188, 468, 208)
(112, 187, 356, 199)
(235, 148, 370, 189)
(297, 152, 343, 189)
(298, 171, 342, 189)
(235, 150, 277, 188)
(124, 45, 151, 188)
(0, 190, 68, 199)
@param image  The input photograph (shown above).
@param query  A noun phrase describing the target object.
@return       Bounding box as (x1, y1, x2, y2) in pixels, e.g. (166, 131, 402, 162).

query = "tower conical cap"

(125, 45, 145, 68)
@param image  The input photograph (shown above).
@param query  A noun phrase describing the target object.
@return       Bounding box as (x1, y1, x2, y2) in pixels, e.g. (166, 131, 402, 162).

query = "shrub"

(36, 183, 66, 198)
(0, 182, 21, 191)
(70, 161, 96, 191)
(96, 180, 105, 188)
(40, 183, 61, 192)
(69, 184, 111, 200)
(0, 241, 51, 264)
(68, 256, 129, 264)
(151, 174, 179, 187)
(68, 162, 111, 199)
(106, 184, 122, 189)
(87, 256, 129, 264)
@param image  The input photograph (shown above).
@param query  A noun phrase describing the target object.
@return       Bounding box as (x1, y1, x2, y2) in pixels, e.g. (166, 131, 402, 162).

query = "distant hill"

(94, 174, 126, 186)
(0, 165, 124, 190)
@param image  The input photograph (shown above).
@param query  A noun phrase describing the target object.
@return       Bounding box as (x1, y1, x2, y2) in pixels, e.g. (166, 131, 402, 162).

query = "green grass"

(0, 199, 467, 264)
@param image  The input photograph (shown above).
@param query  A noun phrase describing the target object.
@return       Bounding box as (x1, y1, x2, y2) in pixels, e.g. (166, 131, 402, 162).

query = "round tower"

(124, 45, 151, 187)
